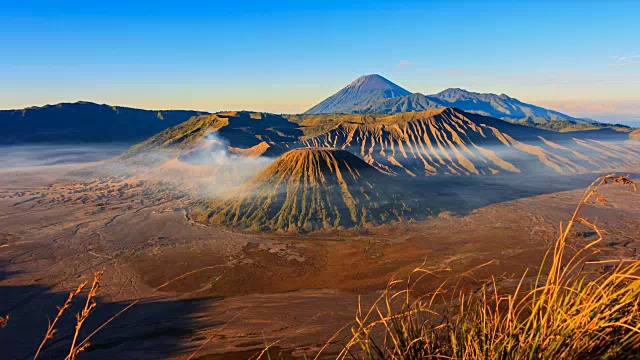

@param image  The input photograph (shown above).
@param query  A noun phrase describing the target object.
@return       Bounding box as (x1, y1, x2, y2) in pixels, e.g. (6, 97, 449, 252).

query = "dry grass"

(312, 174, 640, 360)
(33, 280, 87, 359)
(32, 271, 102, 360)
(65, 271, 103, 360)
(32, 266, 222, 359)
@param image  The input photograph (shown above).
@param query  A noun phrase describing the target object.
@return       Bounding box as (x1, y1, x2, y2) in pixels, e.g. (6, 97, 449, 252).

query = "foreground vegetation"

(308, 174, 640, 359)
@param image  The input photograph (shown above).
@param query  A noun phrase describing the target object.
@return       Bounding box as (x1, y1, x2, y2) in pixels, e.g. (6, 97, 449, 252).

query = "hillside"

(122, 111, 303, 160)
(0, 101, 204, 144)
(193, 148, 423, 232)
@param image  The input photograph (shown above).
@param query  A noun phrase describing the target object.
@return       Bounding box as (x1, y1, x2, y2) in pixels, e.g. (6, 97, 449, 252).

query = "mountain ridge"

(0, 101, 206, 144)
(432, 88, 585, 124)
(304, 75, 627, 130)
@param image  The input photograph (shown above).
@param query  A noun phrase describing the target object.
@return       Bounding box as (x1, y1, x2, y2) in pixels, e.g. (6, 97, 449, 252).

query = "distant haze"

(573, 114, 640, 127)
(0, 144, 127, 169)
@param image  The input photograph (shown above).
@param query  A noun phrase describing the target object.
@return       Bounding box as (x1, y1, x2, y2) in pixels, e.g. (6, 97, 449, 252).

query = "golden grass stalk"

(33, 280, 87, 360)
(65, 271, 103, 360)
(320, 174, 640, 360)
(33, 265, 223, 358)
(70, 264, 223, 354)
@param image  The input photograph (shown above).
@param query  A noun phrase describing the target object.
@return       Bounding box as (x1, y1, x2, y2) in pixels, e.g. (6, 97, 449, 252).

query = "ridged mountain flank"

(304, 75, 411, 114)
(298, 108, 640, 176)
(196, 148, 423, 232)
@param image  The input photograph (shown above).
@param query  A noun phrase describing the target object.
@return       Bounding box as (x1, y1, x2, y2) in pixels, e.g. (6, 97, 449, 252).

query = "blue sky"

(1, 0, 639, 123)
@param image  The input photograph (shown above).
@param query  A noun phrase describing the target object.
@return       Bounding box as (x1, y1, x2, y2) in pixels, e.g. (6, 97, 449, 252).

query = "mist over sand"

(0, 144, 129, 169)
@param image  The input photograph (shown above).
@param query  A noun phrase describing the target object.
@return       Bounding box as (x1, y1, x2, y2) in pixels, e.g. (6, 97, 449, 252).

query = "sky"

(1, 0, 639, 124)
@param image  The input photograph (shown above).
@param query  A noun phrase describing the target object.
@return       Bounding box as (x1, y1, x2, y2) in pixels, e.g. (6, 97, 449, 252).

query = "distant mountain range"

(0, 102, 204, 144)
(305, 75, 622, 131)
(1, 76, 633, 145)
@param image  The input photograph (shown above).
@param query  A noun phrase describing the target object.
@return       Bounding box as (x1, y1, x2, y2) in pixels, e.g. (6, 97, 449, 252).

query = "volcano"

(304, 74, 411, 114)
(197, 148, 422, 232)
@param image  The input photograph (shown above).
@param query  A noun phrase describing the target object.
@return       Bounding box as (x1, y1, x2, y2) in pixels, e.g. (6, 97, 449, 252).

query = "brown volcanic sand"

(1, 164, 639, 359)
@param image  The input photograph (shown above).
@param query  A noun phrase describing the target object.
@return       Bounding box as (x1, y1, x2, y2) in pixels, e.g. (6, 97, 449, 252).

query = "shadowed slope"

(198, 148, 422, 232)
(0, 102, 204, 144)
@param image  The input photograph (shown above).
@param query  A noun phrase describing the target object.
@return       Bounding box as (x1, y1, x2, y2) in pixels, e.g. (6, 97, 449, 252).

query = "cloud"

(608, 55, 640, 67)
(397, 60, 414, 68)
(493, 71, 590, 86)
(429, 68, 470, 77)
(608, 61, 640, 67)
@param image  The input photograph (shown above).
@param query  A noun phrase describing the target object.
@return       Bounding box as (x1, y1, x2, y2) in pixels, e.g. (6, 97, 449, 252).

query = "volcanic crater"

(193, 148, 426, 232)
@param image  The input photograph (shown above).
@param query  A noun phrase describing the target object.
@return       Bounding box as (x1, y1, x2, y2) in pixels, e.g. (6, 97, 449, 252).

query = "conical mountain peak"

(202, 148, 412, 232)
(304, 74, 411, 114)
(346, 74, 410, 93)
(252, 147, 374, 183)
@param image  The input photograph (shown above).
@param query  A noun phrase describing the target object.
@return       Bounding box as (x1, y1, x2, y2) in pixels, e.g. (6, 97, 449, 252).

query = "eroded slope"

(299, 109, 640, 176)
(195, 148, 423, 232)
